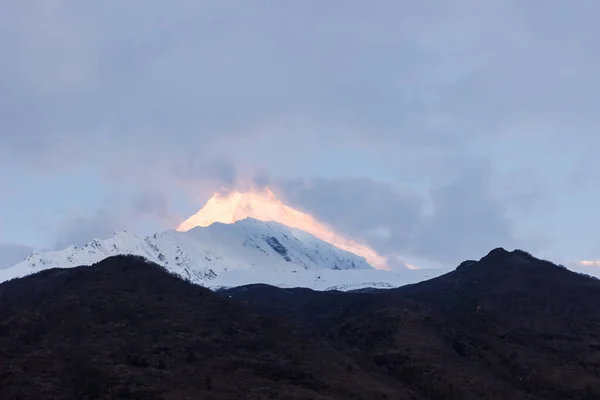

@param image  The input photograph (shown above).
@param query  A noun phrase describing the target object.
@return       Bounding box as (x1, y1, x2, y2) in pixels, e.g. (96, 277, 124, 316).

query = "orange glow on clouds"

(580, 260, 600, 267)
(177, 188, 392, 270)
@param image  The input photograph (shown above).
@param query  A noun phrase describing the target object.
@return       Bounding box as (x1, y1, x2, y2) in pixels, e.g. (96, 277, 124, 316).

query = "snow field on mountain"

(2, 218, 447, 291)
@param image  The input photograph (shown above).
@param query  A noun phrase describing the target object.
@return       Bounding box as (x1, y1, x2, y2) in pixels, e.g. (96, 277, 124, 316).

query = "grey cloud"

(100, 153, 240, 204)
(131, 190, 184, 228)
(3, 0, 599, 172)
(48, 155, 540, 267)
(275, 159, 528, 267)
(54, 190, 180, 249)
(173, 156, 238, 190)
(0, 243, 35, 269)
(252, 170, 271, 189)
(1, 1, 596, 265)
(134, 192, 170, 219)
(277, 177, 423, 249)
(410, 163, 517, 264)
(54, 209, 126, 249)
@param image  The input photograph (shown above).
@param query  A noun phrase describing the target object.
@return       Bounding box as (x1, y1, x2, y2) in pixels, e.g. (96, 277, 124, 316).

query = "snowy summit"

(1, 218, 445, 291)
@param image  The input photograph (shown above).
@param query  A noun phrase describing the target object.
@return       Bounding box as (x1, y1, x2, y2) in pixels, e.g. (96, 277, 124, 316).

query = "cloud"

(48, 155, 526, 268)
(54, 209, 127, 249)
(409, 162, 517, 264)
(133, 192, 170, 220)
(277, 177, 422, 250)
(0, 243, 35, 269)
(578, 261, 600, 267)
(53, 187, 185, 249)
(274, 157, 527, 267)
(2, 1, 597, 190)
(2, 1, 598, 264)
(3, 0, 599, 174)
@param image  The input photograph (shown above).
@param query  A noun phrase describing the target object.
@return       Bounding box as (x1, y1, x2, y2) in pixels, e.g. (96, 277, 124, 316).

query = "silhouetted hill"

(3, 249, 600, 399)
(0, 255, 408, 400)
(221, 248, 600, 399)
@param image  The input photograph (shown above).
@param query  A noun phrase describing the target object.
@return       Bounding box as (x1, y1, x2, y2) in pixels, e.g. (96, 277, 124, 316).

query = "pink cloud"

(579, 260, 600, 267)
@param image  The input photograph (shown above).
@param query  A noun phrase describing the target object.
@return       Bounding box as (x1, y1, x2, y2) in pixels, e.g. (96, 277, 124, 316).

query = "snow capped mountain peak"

(3, 218, 376, 286)
(177, 188, 391, 270)
(1, 217, 449, 291)
(177, 189, 291, 230)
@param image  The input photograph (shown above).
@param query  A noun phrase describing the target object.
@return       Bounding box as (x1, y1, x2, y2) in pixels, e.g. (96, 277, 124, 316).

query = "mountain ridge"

(2, 218, 445, 291)
(0, 254, 408, 399)
(3, 249, 600, 398)
(218, 247, 600, 399)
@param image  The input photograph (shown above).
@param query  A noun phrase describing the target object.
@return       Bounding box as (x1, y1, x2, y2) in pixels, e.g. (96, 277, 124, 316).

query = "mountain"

(177, 188, 392, 270)
(2, 249, 600, 399)
(2, 218, 445, 290)
(0, 255, 409, 399)
(219, 247, 600, 399)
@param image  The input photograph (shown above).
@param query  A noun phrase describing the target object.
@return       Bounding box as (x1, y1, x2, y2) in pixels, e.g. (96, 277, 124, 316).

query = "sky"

(1, 0, 599, 271)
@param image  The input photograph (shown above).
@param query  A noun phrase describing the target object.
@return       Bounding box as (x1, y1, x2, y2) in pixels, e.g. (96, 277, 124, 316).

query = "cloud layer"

(0, 244, 34, 270)
(2, 1, 600, 268)
(4, 1, 599, 163)
(274, 159, 519, 266)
